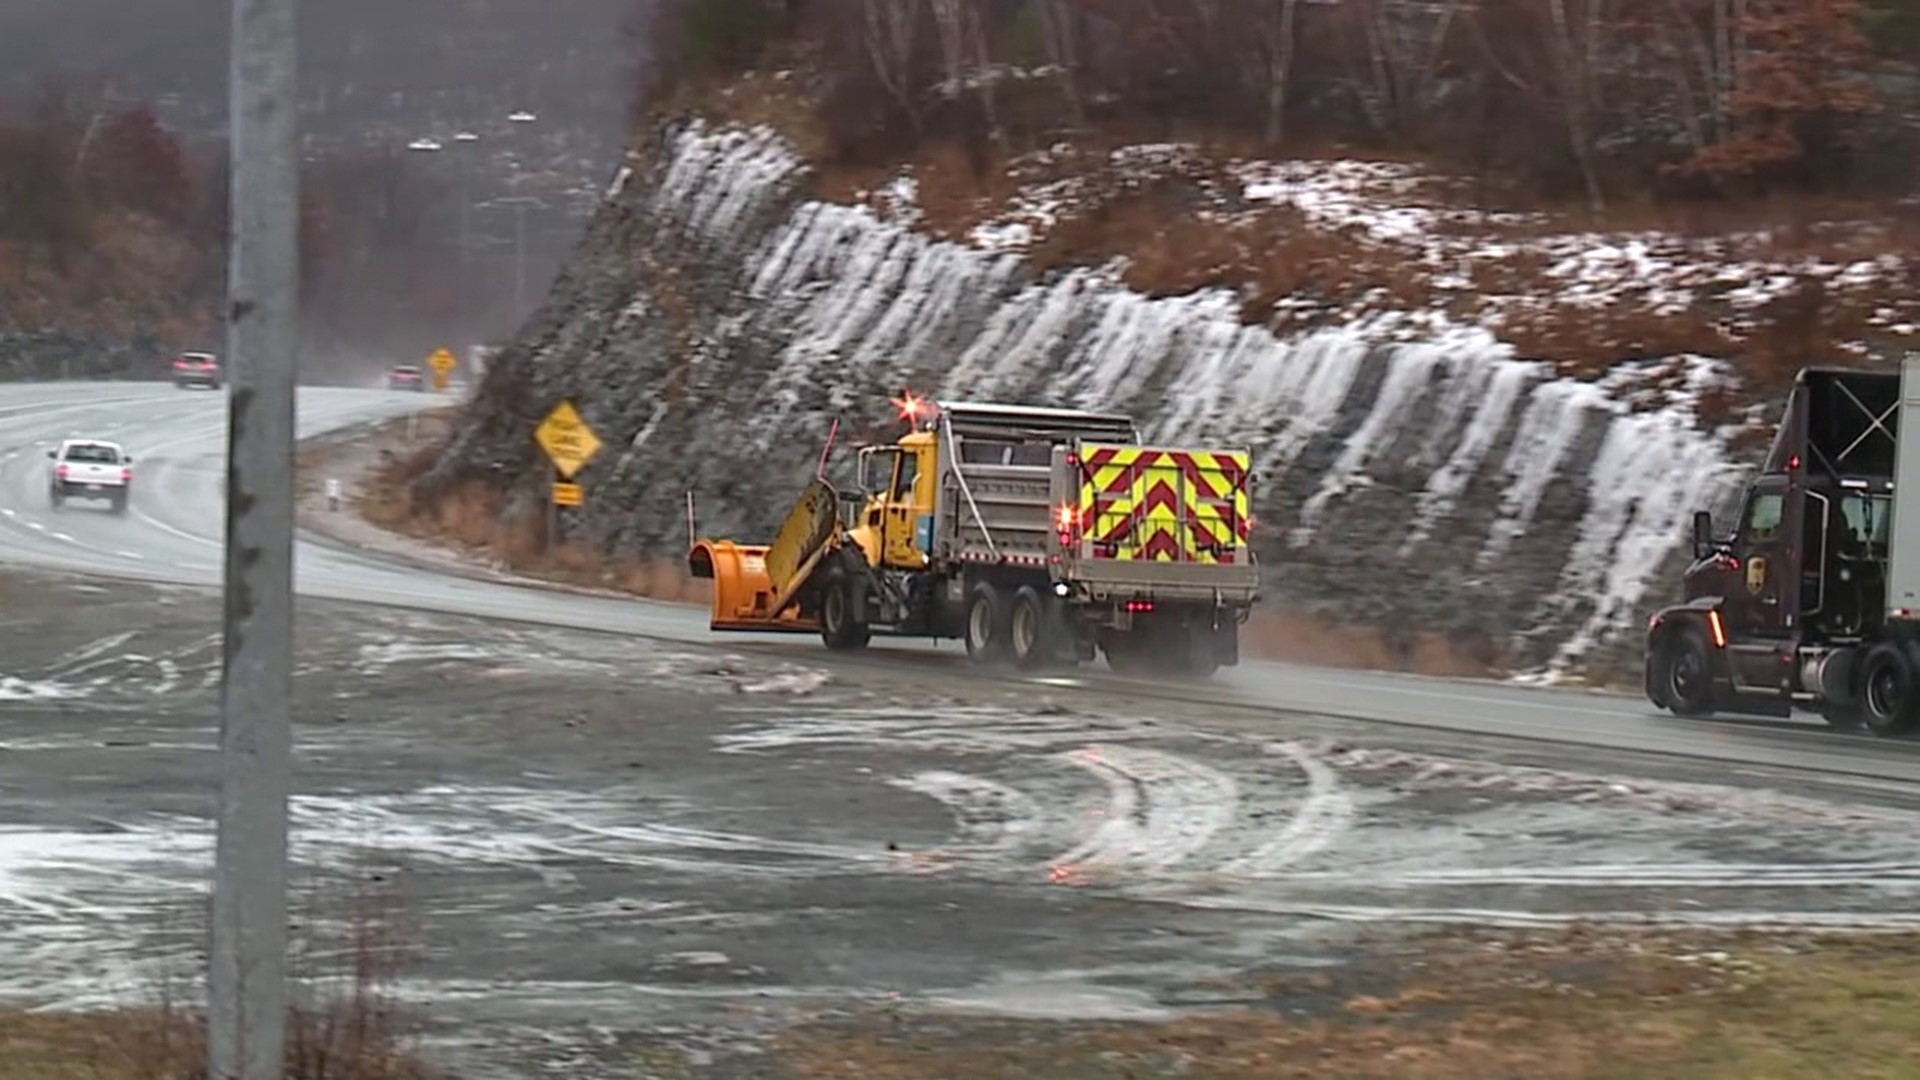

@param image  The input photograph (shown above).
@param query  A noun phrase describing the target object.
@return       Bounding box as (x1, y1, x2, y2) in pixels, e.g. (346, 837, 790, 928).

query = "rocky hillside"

(406, 109, 1899, 682)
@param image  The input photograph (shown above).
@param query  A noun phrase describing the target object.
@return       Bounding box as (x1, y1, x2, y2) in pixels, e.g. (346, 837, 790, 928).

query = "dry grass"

(3, 885, 431, 1080)
(337, 411, 714, 605)
(1241, 609, 1498, 678)
(773, 927, 1920, 1080)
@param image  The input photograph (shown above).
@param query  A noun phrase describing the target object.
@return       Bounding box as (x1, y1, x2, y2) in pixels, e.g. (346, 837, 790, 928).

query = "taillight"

(1125, 600, 1154, 613)
(121, 468, 133, 482)
(56, 464, 68, 478)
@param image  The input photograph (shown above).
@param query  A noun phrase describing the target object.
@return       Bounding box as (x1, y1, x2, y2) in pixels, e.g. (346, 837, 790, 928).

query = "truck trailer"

(1645, 357, 1920, 736)
(689, 397, 1260, 676)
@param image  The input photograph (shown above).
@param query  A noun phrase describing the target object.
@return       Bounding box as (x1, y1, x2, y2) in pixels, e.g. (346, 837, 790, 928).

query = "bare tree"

(1545, 0, 1609, 213)
(1345, 0, 1464, 139)
(929, 0, 1003, 142)
(1259, 0, 1303, 143)
(863, 0, 929, 132)
(1033, 0, 1086, 128)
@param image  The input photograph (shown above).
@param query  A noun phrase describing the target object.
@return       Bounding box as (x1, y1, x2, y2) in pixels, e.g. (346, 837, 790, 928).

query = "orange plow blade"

(687, 539, 821, 634)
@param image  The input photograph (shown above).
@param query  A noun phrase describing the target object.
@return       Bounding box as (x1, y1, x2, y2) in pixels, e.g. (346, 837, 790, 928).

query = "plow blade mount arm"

(685, 479, 843, 634)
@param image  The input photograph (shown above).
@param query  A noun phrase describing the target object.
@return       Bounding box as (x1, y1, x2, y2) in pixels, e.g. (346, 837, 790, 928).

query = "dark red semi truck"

(1644, 359, 1920, 737)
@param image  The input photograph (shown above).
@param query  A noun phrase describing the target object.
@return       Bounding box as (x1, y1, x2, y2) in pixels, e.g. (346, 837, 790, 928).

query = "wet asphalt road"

(2, 381, 1920, 784)
(10, 572, 1920, 1077)
(11, 380, 1920, 1075)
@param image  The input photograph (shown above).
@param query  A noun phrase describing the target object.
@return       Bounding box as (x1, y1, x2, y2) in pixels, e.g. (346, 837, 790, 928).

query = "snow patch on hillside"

(901, 142, 1917, 354)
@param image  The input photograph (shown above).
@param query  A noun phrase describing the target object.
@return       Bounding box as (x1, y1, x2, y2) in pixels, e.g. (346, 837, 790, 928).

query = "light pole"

(479, 194, 543, 317)
(213, 0, 299, 1074)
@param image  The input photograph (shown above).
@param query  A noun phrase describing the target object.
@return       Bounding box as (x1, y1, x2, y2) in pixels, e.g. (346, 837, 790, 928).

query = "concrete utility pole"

(210, 0, 298, 1075)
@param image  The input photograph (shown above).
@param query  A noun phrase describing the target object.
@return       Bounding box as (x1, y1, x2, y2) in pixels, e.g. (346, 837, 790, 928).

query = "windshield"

(1839, 492, 1892, 547)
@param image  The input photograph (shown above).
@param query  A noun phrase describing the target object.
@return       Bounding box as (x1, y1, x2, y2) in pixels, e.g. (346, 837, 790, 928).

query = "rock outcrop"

(420, 116, 1752, 681)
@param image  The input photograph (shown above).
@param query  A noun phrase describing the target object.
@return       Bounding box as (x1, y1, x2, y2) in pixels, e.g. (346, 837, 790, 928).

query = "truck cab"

(1649, 365, 1908, 733)
(851, 429, 937, 571)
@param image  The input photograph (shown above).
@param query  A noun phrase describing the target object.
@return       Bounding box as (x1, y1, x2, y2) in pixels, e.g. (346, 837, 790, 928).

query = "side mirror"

(45, 450, 55, 459)
(123, 456, 133, 463)
(1691, 510, 1715, 561)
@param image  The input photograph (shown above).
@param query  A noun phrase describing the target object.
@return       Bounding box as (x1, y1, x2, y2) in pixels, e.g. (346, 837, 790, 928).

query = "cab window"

(891, 452, 919, 501)
(858, 448, 898, 493)
(1744, 492, 1784, 542)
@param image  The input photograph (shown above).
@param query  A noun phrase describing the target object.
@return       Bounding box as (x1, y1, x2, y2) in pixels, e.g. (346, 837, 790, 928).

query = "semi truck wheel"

(964, 582, 1009, 665)
(1654, 626, 1715, 717)
(819, 563, 870, 651)
(1860, 642, 1919, 737)
(1009, 586, 1051, 671)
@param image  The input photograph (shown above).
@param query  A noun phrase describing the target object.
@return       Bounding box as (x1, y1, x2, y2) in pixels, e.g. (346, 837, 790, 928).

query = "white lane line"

(1221, 741, 1354, 876)
(131, 507, 222, 551)
(1163, 894, 1920, 931)
(1052, 744, 1239, 872)
(114, 550, 146, 561)
(50, 532, 75, 543)
(1282, 861, 1920, 889)
(0, 509, 14, 518)
(26, 522, 45, 532)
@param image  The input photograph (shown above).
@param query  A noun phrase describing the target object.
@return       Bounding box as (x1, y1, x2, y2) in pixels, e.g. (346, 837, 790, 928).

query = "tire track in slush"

(1050, 744, 1240, 872)
(1221, 740, 1356, 876)
(889, 771, 1043, 855)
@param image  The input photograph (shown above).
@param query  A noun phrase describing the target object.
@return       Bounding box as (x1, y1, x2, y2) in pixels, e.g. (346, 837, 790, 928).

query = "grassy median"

(767, 927, 1920, 1080)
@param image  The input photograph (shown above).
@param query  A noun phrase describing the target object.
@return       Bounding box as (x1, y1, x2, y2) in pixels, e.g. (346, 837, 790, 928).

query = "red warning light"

(891, 390, 931, 424)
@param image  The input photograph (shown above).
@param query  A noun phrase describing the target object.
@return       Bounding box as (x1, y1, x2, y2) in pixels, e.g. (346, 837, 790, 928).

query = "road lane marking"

(50, 532, 74, 543)
(131, 507, 222, 550)
(115, 550, 146, 561)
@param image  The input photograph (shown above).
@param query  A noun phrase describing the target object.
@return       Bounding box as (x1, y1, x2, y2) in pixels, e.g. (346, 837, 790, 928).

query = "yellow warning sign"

(534, 400, 603, 480)
(552, 481, 584, 507)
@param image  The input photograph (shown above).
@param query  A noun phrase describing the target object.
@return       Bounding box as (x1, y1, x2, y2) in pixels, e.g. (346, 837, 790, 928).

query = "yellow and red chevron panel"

(1074, 443, 1251, 563)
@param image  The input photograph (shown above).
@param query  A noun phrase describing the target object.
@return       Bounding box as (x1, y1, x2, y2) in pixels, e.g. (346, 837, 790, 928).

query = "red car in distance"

(172, 351, 222, 389)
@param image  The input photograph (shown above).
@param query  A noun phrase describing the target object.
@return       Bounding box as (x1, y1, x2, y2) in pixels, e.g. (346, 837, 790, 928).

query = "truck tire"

(1860, 642, 1920, 737)
(1009, 586, 1051, 671)
(109, 490, 128, 515)
(964, 582, 1009, 665)
(1652, 625, 1715, 717)
(819, 562, 870, 651)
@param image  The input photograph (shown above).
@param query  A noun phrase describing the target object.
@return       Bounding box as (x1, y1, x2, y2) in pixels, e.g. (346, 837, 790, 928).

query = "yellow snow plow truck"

(688, 397, 1260, 677)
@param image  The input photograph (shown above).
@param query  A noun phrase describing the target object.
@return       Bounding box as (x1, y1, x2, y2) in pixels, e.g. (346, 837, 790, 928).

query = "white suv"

(48, 439, 133, 513)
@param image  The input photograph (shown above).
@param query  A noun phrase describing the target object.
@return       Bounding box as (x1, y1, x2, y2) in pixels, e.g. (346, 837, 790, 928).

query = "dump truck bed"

(1050, 440, 1260, 603)
(931, 425, 1259, 603)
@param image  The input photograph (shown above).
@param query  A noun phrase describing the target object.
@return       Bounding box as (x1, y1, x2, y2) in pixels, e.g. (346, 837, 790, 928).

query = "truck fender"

(1644, 598, 1728, 706)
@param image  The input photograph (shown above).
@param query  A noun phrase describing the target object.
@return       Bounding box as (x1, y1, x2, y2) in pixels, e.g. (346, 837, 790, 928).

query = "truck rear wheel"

(1861, 642, 1919, 737)
(1009, 586, 1052, 671)
(964, 583, 1009, 665)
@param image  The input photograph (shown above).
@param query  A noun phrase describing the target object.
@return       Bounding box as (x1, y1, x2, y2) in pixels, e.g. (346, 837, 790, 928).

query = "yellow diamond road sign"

(535, 400, 602, 479)
(428, 348, 457, 374)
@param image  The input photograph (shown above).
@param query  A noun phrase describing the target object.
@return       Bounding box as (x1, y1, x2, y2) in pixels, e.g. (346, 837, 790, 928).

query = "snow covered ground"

(898, 141, 1916, 356)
